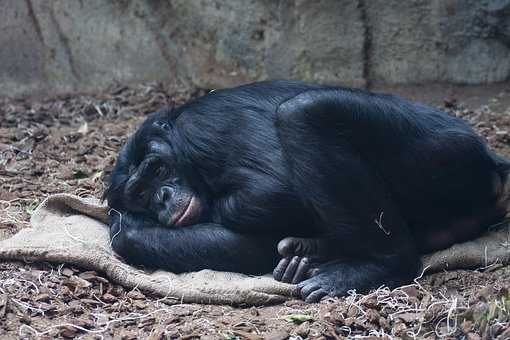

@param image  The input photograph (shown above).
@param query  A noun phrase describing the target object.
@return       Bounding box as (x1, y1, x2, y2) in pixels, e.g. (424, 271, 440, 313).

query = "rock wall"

(1, 0, 509, 97)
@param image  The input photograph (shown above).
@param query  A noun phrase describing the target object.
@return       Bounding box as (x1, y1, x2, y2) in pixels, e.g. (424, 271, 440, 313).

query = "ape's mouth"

(170, 196, 200, 227)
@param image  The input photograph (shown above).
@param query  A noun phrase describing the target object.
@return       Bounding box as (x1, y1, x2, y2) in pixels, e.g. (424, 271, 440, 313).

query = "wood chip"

(61, 268, 74, 277)
(33, 293, 50, 302)
(126, 290, 146, 300)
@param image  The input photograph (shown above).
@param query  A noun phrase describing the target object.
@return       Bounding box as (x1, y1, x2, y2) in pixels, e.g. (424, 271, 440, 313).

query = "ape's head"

(104, 108, 205, 227)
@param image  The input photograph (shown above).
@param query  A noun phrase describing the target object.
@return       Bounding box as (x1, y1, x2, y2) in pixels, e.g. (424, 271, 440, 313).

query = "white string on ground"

(108, 208, 123, 248)
(19, 307, 179, 337)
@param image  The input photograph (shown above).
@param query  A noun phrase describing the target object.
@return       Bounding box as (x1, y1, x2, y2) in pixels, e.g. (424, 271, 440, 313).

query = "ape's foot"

(297, 271, 346, 302)
(273, 256, 319, 284)
(296, 259, 417, 303)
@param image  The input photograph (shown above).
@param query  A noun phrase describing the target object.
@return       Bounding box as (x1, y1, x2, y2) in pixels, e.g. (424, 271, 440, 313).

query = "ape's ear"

(102, 175, 116, 203)
(102, 170, 123, 204)
(142, 108, 179, 139)
(102, 138, 136, 205)
(101, 187, 110, 203)
(153, 120, 170, 131)
(102, 172, 127, 207)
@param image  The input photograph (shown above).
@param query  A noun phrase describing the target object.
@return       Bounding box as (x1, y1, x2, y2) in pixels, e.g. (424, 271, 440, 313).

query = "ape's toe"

(273, 256, 312, 284)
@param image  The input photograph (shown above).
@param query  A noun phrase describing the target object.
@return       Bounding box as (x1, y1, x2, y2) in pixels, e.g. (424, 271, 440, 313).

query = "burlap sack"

(0, 194, 508, 305)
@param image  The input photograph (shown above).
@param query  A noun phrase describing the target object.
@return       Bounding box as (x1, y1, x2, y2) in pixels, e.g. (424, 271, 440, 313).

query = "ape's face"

(104, 110, 204, 227)
(122, 153, 202, 227)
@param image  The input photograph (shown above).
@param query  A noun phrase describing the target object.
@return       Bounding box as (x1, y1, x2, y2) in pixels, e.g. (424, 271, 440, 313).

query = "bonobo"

(104, 80, 509, 302)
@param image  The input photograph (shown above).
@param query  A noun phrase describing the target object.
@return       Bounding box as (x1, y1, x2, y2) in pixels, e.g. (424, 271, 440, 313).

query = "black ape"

(104, 80, 509, 302)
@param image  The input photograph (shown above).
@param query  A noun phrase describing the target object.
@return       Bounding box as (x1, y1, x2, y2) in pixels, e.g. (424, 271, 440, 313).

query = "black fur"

(105, 80, 509, 302)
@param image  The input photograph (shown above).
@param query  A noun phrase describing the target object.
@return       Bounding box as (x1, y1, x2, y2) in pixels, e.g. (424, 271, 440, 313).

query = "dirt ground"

(1, 82, 510, 339)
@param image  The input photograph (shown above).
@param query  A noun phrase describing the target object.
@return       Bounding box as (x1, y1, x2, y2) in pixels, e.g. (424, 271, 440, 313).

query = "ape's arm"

(109, 212, 280, 274)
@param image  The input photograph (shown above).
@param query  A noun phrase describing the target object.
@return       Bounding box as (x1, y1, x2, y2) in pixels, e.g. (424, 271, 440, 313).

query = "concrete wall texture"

(1, 0, 509, 97)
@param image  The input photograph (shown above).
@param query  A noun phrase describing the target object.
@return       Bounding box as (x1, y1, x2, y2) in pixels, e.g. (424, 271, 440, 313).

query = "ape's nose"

(155, 186, 174, 205)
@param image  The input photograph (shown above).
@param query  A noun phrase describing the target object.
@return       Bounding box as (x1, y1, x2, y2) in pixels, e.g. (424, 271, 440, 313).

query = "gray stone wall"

(1, 0, 509, 97)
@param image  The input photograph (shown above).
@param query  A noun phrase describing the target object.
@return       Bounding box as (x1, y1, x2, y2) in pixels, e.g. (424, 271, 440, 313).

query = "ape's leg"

(276, 90, 421, 301)
(109, 212, 281, 274)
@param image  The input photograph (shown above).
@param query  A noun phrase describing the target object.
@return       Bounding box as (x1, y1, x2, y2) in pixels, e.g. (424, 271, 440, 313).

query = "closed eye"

(128, 164, 137, 176)
(155, 165, 167, 178)
(138, 189, 151, 205)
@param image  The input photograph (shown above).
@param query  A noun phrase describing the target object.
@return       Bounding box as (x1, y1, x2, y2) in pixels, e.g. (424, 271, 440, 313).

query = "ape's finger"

(297, 281, 320, 297)
(305, 288, 328, 303)
(273, 257, 290, 281)
(291, 257, 310, 283)
(281, 256, 301, 283)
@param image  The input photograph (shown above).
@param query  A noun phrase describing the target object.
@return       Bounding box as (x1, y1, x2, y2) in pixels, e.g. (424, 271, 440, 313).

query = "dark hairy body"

(105, 80, 509, 302)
